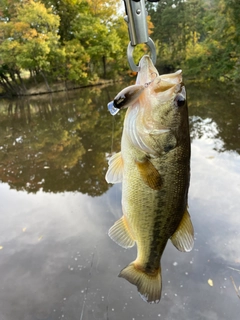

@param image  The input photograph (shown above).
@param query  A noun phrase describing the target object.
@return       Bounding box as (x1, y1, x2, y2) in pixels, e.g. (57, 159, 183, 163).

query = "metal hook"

(127, 38, 156, 72)
(124, 0, 157, 72)
(124, 0, 149, 46)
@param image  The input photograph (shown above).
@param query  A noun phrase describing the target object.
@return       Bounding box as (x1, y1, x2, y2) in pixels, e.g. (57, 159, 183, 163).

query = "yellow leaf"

(208, 279, 213, 287)
(0, 246, 3, 250)
(38, 235, 43, 241)
(22, 227, 27, 232)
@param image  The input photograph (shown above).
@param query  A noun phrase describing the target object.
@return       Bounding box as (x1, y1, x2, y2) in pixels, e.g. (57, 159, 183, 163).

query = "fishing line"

(111, 114, 121, 219)
(111, 115, 115, 155)
(79, 252, 94, 320)
(108, 106, 123, 222)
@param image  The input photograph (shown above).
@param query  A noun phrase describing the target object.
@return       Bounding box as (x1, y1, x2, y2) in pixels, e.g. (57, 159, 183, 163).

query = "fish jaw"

(136, 55, 182, 87)
(136, 55, 159, 86)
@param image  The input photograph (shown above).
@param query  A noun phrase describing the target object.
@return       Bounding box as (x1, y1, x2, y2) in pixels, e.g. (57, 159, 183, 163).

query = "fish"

(105, 55, 194, 304)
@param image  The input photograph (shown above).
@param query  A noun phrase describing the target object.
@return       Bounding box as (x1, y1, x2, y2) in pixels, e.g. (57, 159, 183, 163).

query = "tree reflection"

(0, 85, 123, 195)
(1, 81, 238, 195)
(188, 82, 240, 154)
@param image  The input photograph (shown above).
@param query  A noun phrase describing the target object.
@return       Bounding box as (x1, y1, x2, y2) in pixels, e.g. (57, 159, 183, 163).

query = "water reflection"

(0, 86, 124, 195)
(1, 82, 239, 196)
(188, 82, 240, 154)
(0, 82, 240, 320)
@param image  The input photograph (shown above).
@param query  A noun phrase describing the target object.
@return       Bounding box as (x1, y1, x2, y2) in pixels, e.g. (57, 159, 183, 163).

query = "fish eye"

(174, 94, 186, 107)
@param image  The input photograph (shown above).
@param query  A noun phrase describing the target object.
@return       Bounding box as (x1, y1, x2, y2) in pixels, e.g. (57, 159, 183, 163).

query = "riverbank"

(21, 79, 117, 96)
(0, 77, 127, 98)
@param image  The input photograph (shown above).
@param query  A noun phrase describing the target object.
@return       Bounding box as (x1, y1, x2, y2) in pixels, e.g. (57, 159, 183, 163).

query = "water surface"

(0, 81, 240, 320)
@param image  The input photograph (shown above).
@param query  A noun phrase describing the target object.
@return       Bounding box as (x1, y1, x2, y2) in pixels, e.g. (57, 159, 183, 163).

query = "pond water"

(0, 80, 240, 320)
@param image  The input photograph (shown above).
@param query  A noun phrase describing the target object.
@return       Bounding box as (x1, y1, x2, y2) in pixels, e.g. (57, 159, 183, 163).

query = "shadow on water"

(0, 81, 240, 320)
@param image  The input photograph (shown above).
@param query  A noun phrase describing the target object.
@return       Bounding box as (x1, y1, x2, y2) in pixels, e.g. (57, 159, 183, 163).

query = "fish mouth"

(137, 55, 183, 94)
(136, 55, 159, 86)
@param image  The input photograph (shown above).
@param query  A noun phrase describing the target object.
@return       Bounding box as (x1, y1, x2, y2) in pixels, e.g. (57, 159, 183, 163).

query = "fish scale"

(123, 150, 187, 266)
(106, 55, 194, 303)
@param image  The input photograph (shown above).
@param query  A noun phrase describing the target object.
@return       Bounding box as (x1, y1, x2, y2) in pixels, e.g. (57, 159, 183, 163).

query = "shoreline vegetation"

(1, 0, 239, 98)
(0, 78, 112, 98)
(5, 78, 119, 97)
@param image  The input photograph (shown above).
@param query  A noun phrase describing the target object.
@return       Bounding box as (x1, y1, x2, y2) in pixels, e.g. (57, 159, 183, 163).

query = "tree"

(183, 0, 240, 81)
(70, 2, 124, 79)
(0, 0, 62, 94)
(150, 0, 205, 70)
(41, 0, 88, 42)
(64, 39, 90, 83)
(209, 0, 240, 81)
(15, 0, 61, 83)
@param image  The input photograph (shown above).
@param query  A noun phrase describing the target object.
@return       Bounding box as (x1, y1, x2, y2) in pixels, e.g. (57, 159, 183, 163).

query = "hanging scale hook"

(123, 0, 157, 72)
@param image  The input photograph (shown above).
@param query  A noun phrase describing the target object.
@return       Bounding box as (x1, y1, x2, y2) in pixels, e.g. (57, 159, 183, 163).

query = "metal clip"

(124, 0, 156, 72)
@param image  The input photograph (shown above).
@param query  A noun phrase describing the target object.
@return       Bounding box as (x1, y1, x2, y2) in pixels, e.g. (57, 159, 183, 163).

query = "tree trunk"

(8, 70, 21, 94)
(16, 70, 27, 93)
(0, 74, 16, 96)
(30, 69, 38, 84)
(102, 56, 106, 79)
(40, 71, 52, 92)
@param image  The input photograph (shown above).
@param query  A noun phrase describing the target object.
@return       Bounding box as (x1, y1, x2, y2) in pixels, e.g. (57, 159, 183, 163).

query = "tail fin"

(118, 262, 162, 303)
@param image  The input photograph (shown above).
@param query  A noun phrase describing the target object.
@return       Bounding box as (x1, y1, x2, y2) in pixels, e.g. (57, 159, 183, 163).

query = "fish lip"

(136, 55, 159, 86)
(137, 55, 183, 89)
(138, 55, 155, 69)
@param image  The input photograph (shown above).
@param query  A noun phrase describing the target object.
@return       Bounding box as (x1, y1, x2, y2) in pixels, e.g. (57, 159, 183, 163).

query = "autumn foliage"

(1, 0, 240, 96)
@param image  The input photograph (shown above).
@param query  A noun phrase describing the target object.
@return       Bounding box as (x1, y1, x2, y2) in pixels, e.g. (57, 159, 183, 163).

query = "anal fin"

(108, 216, 135, 248)
(171, 208, 194, 252)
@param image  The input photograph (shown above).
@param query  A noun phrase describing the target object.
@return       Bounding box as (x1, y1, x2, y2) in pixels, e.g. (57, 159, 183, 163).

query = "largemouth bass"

(106, 55, 194, 304)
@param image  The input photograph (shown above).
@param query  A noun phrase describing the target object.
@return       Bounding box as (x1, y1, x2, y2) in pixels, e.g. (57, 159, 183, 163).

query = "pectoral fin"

(108, 216, 135, 248)
(105, 152, 123, 184)
(136, 158, 162, 190)
(171, 208, 194, 252)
